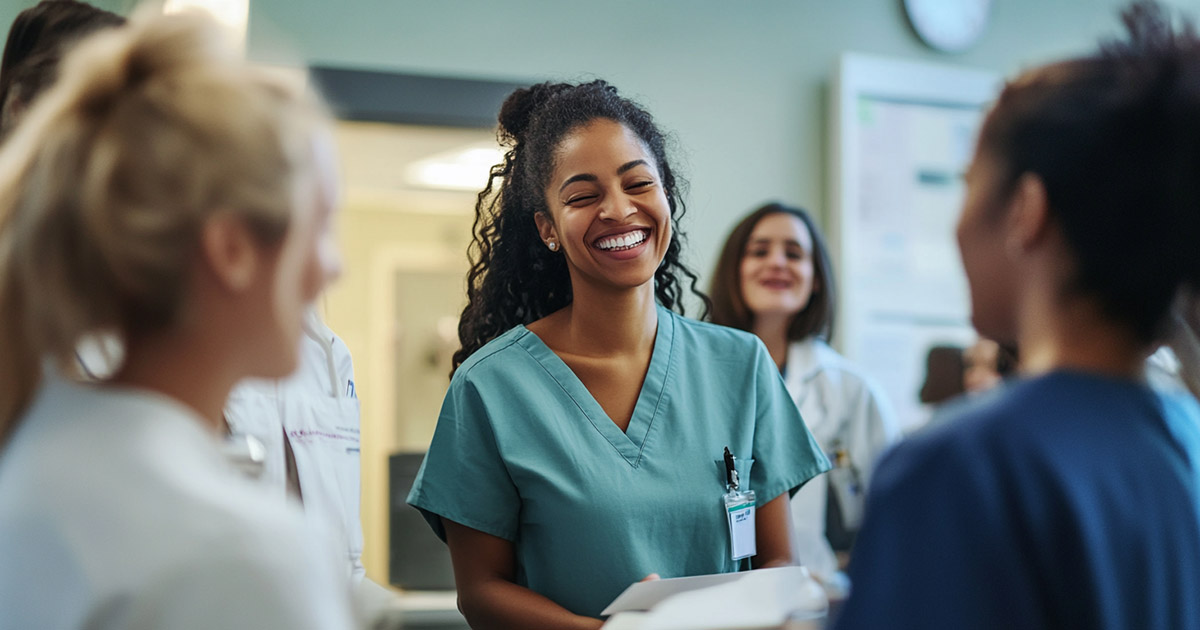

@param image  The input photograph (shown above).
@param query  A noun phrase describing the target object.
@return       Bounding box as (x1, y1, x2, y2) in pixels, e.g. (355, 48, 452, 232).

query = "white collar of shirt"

(785, 338, 831, 384)
(302, 309, 341, 398)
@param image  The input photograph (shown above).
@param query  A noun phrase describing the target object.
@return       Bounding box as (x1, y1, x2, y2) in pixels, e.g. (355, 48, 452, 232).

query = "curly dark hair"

(979, 0, 1200, 343)
(451, 79, 710, 373)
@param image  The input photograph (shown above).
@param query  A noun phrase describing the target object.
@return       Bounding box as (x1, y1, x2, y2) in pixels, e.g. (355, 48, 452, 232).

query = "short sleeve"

(750, 343, 831, 505)
(407, 374, 521, 542)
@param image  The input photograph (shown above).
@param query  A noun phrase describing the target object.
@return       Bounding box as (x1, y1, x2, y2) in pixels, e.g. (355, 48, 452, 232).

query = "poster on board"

(830, 53, 1000, 431)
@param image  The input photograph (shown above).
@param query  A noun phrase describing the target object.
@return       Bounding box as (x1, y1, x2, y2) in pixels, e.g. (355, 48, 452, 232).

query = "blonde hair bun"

(64, 9, 240, 116)
(0, 7, 330, 435)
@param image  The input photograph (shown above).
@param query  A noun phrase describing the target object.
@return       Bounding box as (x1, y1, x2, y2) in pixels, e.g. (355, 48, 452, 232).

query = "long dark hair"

(979, 0, 1200, 344)
(452, 79, 710, 373)
(709, 202, 836, 342)
(0, 0, 124, 133)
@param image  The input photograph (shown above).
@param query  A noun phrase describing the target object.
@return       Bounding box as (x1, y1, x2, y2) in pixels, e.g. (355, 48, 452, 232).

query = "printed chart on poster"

(830, 53, 1000, 431)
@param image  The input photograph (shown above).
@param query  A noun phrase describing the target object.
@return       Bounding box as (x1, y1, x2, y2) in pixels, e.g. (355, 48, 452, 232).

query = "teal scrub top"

(407, 306, 830, 617)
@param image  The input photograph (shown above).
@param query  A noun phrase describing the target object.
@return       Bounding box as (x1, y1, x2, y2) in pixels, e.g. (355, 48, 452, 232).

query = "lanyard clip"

(723, 446, 740, 492)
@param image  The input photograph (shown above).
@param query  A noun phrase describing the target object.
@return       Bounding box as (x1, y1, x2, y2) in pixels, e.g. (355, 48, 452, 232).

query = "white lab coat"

(224, 310, 366, 582)
(0, 375, 355, 630)
(784, 338, 901, 586)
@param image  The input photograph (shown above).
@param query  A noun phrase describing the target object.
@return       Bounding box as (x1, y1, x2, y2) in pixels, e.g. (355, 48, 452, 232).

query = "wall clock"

(903, 0, 993, 53)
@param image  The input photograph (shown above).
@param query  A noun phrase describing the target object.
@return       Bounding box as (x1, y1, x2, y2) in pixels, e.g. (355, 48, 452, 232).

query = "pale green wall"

(3, 0, 1196, 279)
(243, 0, 1198, 282)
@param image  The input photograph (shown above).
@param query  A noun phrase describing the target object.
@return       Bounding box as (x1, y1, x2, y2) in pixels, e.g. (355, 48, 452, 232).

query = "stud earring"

(547, 241, 558, 251)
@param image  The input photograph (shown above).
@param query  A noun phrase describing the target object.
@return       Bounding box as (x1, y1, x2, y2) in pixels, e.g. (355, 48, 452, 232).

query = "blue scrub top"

(834, 371, 1200, 630)
(408, 306, 829, 617)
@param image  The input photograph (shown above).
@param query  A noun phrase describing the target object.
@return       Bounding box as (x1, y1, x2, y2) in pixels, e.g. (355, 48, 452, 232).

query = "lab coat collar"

(302, 308, 335, 352)
(300, 308, 342, 398)
(785, 338, 827, 386)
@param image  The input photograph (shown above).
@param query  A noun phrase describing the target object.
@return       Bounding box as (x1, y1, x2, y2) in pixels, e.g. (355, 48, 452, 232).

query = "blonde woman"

(0, 10, 355, 629)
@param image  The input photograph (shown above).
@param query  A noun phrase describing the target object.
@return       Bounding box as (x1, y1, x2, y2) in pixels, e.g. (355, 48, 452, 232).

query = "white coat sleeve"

(845, 373, 902, 493)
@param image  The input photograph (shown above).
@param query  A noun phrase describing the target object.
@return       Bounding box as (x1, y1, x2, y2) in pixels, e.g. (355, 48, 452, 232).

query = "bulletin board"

(829, 53, 1000, 431)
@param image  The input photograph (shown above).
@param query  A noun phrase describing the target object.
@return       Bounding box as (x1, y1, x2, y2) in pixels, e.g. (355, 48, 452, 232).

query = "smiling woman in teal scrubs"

(407, 80, 829, 629)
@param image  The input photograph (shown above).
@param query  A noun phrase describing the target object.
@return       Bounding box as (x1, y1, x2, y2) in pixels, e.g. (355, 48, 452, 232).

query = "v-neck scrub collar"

(515, 305, 675, 467)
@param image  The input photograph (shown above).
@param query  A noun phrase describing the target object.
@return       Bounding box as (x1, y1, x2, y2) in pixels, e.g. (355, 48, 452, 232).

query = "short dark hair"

(978, 0, 1200, 343)
(0, 0, 124, 133)
(709, 202, 836, 342)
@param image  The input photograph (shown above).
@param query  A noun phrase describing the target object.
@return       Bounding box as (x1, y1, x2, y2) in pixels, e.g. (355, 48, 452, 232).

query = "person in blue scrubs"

(834, 3, 1200, 629)
(408, 80, 829, 629)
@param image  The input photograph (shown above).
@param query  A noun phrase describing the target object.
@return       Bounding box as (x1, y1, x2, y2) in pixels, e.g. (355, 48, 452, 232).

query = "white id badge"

(724, 490, 757, 561)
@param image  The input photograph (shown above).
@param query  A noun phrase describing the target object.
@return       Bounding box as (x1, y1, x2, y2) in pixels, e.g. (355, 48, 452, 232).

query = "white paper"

(602, 612, 649, 630)
(602, 572, 752, 616)
(601, 566, 826, 628)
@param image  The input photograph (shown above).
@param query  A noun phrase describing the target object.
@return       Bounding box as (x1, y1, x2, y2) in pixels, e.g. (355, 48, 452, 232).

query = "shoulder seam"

(672, 313, 762, 346)
(455, 330, 526, 381)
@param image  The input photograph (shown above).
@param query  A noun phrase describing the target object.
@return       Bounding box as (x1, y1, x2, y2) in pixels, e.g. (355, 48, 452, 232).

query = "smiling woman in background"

(710, 202, 900, 596)
(0, 10, 354, 629)
(834, 2, 1200, 628)
(407, 80, 829, 629)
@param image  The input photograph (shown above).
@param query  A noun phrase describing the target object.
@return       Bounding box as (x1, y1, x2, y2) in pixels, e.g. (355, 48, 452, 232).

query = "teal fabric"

(407, 307, 829, 617)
